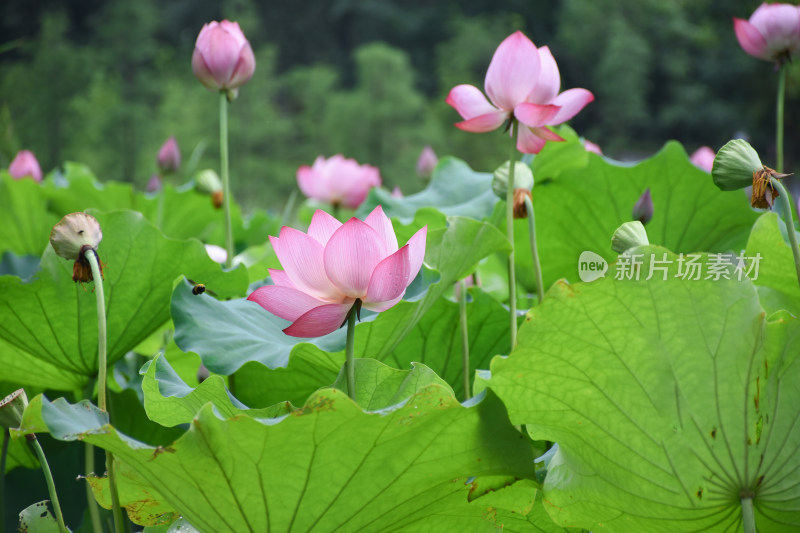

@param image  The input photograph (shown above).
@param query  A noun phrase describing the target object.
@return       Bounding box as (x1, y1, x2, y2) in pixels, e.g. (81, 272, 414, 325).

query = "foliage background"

(1, 0, 798, 211)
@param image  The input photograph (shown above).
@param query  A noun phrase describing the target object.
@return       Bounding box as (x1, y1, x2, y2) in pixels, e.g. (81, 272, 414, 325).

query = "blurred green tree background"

(1, 0, 797, 211)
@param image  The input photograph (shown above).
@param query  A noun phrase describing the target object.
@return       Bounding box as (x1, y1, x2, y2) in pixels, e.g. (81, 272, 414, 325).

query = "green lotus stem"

(741, 496, 756, 533)
(1, 428, 8, 532)
(280, 189, 298, 227)
(523, 194, 544, 305)
(85, 443, 103, 533)
(776, 64, 786, 173)
(770, 178, 800, 288)
(28, 435, 67, 533)
(220, 91, 234, 269)
(345, 306, 357, 400)
(85, 250, 107, 412)
(84, 251, 124, 532)
(459, 280, 470, 400)
(155, 183, 166, 230)
(506, 123, 520, 351)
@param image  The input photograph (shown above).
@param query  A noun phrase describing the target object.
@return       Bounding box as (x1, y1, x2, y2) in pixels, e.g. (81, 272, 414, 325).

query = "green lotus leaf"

(744, 212, 800, 316)
(19, 386, 539, 532)
(490, 246, 800, 531)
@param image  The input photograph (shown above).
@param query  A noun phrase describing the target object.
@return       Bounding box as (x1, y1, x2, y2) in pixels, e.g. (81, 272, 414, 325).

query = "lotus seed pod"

(711, 139, 762, 191)
(50, 213, 103, 261)
(611, 221, 649, 253)
(0, 389, 28, 429)
(492, 161, 534, 199)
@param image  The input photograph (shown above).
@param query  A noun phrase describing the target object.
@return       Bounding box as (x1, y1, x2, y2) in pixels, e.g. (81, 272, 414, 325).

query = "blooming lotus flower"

(157, 137, 181, 173)
(446, 31, 594, 154)
(297, 155, 381, 209)
(192, 20, 256, 94)
(690, 146, 715, 172)
(416, 145, 438, 178)
(8, 150, 42, 182)
(734, 3, 800, 63)
(248, 206, 427, 337)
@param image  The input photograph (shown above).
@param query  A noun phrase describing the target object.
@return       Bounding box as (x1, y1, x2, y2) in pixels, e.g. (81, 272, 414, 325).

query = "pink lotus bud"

(690, 146, 715, 173)
(157, 137, 181, 173)
(8, 150, 42, 182)
(204, 244, 227, 264)
(734, 3, 800, 63)
(297, 155, 382, 209)
(632, 188, 654, 225)
(391, 186, 403, 198)
(192, 20, 256, 94)
(583, 139, 603, 155)
(146, 174, 162, 192)
(416, 145, 438, 179)
(247, 206, 427, 338)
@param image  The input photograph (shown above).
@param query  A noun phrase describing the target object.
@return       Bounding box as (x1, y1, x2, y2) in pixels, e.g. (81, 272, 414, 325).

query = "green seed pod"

(711, 139, 762, 191)
(611, 221, 649, 253)
(492, 161, 534, 199)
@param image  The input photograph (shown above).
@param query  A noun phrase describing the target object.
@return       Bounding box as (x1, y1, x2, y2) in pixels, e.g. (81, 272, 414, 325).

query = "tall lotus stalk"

(446, 30, 593, 350)
(247, 207, 427, 399)
(192, 20, 256, 268)
(50, 213, 124, 531)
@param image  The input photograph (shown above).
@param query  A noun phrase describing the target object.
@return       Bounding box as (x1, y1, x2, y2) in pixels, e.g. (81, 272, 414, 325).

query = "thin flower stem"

(28, 435, 67, 533)
(741, 497, 756, 533)
(776, 64, 786, 173)
(770, 178, 800, 288)
(84, 250, 124, 533)
(220, 91, 234, 269)
(1, 428, 8, 532)
(459, 281, 470, 400)
(85, 442, 103, 533)
(523, 195, 544, 304)
(85, 250, 107, 412)
(155, 183, 165, 230)
(345, 307, 357, 400)
(506, 123, 520, 351)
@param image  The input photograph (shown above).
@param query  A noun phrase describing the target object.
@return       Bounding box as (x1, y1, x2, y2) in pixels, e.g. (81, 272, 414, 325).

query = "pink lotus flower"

(734, 3, 800, 63)
(157, 137, 181, 173)
(446, 31, 594, 154)
(8, 150, 42, 182)
(690, 146, 715, 173)
(391, 186, 403, 198)
(146, 174, 162, 192)
(297, 155, 382, 209)
(416, 145, 438, 178)
(192, 20, 256, 93)
(248, 206, 427, 338)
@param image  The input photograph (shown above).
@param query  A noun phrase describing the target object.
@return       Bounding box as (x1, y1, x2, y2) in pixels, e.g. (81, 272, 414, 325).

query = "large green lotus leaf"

(0, 336, 87, 390)
(744, 212, 800, 316)
(520, 141, 759, 292)
(141, 353, 292, 426)
(19, 387, 540, 533)
(0, 210, 248, 390)
(331, 358, 452, 411)
(357, 287, 509, 399)
(0, 173, 58, 256)
(233, 345, 344, 408)
(490, 246, 800, 531)
(172, 215, 509, 378)
(17, 501, 66, 533)
(358, 157, 498, 222)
